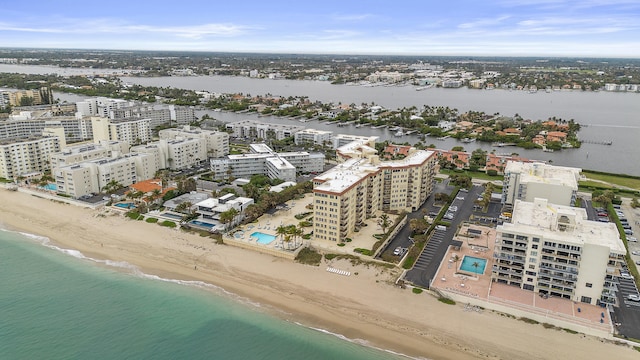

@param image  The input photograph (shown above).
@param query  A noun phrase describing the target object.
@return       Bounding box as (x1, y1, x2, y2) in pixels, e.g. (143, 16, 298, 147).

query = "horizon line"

(2, 46, 640, 61)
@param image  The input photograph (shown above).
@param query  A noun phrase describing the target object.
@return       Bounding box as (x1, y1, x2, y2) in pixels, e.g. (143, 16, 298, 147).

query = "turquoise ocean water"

(0, 230, 406, 360)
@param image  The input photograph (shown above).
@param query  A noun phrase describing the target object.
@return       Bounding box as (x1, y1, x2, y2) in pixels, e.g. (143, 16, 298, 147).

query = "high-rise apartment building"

(0, 136, 60, 180)
(502, 161, 581, 207)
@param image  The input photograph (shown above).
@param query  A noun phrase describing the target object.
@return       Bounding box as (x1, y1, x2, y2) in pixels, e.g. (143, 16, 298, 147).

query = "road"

(404, 185, 485, 288)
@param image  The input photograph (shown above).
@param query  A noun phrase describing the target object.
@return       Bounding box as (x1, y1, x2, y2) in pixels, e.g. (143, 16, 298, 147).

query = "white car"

(632, 251, 640, 256)
(628, 236, 637, 242)
(621, 272, 634, 279)
(628, 294, 640, 302)
(393, 247, 402, 256)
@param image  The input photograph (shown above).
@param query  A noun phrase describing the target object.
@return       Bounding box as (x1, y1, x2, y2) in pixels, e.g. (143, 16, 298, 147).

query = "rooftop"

(505, 161, 581, 189)
(500, 198, 625, 253)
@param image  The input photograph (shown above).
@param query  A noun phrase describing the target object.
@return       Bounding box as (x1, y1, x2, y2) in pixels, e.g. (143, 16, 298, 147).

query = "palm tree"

(276, 225, 288, 245)
(452, 254, 460, 272)
(378, 213, 391, 234)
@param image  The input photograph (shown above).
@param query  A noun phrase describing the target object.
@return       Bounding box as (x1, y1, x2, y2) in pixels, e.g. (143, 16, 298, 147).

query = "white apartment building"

(109, 104, 196, 129)
(294, 129, 333, 146)
(54, 155, 147, 198)
(0, 117, 93, 142)
(210, 144, 325, 182)
(159, 125, 229, 158)
(0, 136, 60, 180)
(312, 146, 436, 243)
(76, 97, 132, 118)
(50, 141, 129, 168)
(332, 134, 378, 150)
(131, 138, 206, 171)
(502, 161, 581, 206)
(225, 120, 304, 140)
(278, 151, 325, 174)
(92, 117, 152, 146)
(492, 198, 626, 305)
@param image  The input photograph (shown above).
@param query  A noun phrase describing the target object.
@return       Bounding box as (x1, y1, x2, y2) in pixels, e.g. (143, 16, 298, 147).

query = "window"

(586, 283, 592, 288)
(580, 296, 592, 304)
(532, 244, 538, 249)
(529, 265, 536, 270)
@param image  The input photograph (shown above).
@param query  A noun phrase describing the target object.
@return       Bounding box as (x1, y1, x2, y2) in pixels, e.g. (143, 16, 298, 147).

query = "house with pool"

(192, 194, 254, 231)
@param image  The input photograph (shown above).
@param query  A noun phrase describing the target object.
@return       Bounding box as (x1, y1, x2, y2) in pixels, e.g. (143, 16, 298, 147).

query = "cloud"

(458, 15, 511, 29)
(331, 13, 375, 21)
(0, 18, 251, 39)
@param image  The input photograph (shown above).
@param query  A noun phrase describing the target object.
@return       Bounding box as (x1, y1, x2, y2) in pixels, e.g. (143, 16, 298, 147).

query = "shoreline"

(1, 189, 638, 359)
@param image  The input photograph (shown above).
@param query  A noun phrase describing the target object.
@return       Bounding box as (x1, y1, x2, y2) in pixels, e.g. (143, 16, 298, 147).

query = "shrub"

(145, 217, 158, 223)
(295, 247, 322, 266)
(412, 288, 423, 294)
(438, 297, 455, 305)
(518, 317, 539, 325)
(325, 254, 338, 260)
(126, 211, 140, 220)
(337, 243, 345, 247)
(562, 328, 578, 334)
(160, 220, 177, 228)
(354, 248, 372, 256)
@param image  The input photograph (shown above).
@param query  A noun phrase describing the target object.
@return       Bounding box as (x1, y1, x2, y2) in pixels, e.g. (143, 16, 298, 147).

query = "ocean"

(0, 230, 404, 360)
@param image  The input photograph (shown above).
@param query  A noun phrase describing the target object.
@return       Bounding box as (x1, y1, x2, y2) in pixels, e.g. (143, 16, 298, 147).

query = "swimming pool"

(162, 212, 183, 220)
(41, 183, 57, 191)
(251, 231, 276, 245)
(189, 220, 215, 229)
(114, 203, 135, 209)
(460, 256, 487, 275)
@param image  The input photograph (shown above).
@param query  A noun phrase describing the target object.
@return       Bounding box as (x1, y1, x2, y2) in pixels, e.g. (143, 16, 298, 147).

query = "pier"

(581, 139, 613, 145)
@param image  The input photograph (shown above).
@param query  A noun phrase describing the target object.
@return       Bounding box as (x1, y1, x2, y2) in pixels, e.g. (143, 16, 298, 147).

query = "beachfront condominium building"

(50, 141, 129, 168)
(502, 161, 581, 207)
(0, 136, 61, 180)
(91, 117, 152, 146)
(209, 144, 324, 182)
(159, 125, 229, 158)
(131, 137, 207, 171)
(109, 104, 196, 129)
(54, 153, 156, 198)
(294, 129, 333, 146)
(7, 88, 53, 106)
(492, 198, 626, 305)
(225, 120, 304, 140)
(312, 144, 436, 243)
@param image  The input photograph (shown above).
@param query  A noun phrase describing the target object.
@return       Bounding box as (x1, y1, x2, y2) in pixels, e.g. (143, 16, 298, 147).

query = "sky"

(2, 0, 640, 58)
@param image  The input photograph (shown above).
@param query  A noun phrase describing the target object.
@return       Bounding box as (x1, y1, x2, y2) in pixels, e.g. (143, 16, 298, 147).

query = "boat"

(543, 148, 555, 153)
(461, 138, 476, 143)
(394, 130, 404, 137)
(355, 124, 362, 128)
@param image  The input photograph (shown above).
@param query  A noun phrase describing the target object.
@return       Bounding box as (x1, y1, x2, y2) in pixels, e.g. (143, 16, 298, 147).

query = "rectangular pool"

(114, 203, 135, 209)
(251, 231, 276, 245)
(460, 256, 487, 275)
(189, 220, 215, 229)
(41, 183, 57, 191)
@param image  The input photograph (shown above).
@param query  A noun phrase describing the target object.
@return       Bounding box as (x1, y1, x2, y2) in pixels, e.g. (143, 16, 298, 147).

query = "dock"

(581, 139, 613, 145)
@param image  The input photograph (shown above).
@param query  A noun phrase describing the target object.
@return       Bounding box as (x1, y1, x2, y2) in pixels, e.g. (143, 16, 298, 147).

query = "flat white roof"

(506, 161, 581, 189)
(501, 198, 625, 253)
(314, 149, 434, 194)
(265, 156, 295, 170)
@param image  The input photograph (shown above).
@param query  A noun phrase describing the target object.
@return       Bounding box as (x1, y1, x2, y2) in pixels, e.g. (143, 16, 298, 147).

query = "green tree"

(378, 213, 391, 234)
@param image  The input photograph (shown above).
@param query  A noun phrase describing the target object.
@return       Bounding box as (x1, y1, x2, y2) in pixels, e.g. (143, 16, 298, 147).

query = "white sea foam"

(6, 228, 261, 308)
(302, 323, 429, 360)
(5, 228, 415, 359)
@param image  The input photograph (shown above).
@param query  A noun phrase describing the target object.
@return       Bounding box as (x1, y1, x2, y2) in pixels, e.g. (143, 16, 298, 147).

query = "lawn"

(582, 171, 640, 190)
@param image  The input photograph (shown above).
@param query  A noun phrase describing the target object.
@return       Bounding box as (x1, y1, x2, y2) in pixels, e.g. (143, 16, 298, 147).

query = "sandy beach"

(1, 189, 638, 360)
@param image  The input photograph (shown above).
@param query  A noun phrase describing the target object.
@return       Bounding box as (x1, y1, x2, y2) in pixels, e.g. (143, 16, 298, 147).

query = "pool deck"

(429, 223, 612, 337)
(223, 192, 387, 258)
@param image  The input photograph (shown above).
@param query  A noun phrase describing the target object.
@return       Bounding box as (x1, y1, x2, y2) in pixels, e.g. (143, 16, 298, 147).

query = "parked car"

(393, 247, 402, 256)
(621, 272, 634, 279)
(625, 229, 634, 235)
(628, 294, 640, 302)
(632, 250, 639, 256)
(628, 236, 637, 242)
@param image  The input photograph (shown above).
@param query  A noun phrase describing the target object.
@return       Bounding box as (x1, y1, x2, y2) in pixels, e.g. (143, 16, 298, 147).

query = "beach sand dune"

(1, 189, 637, 360)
